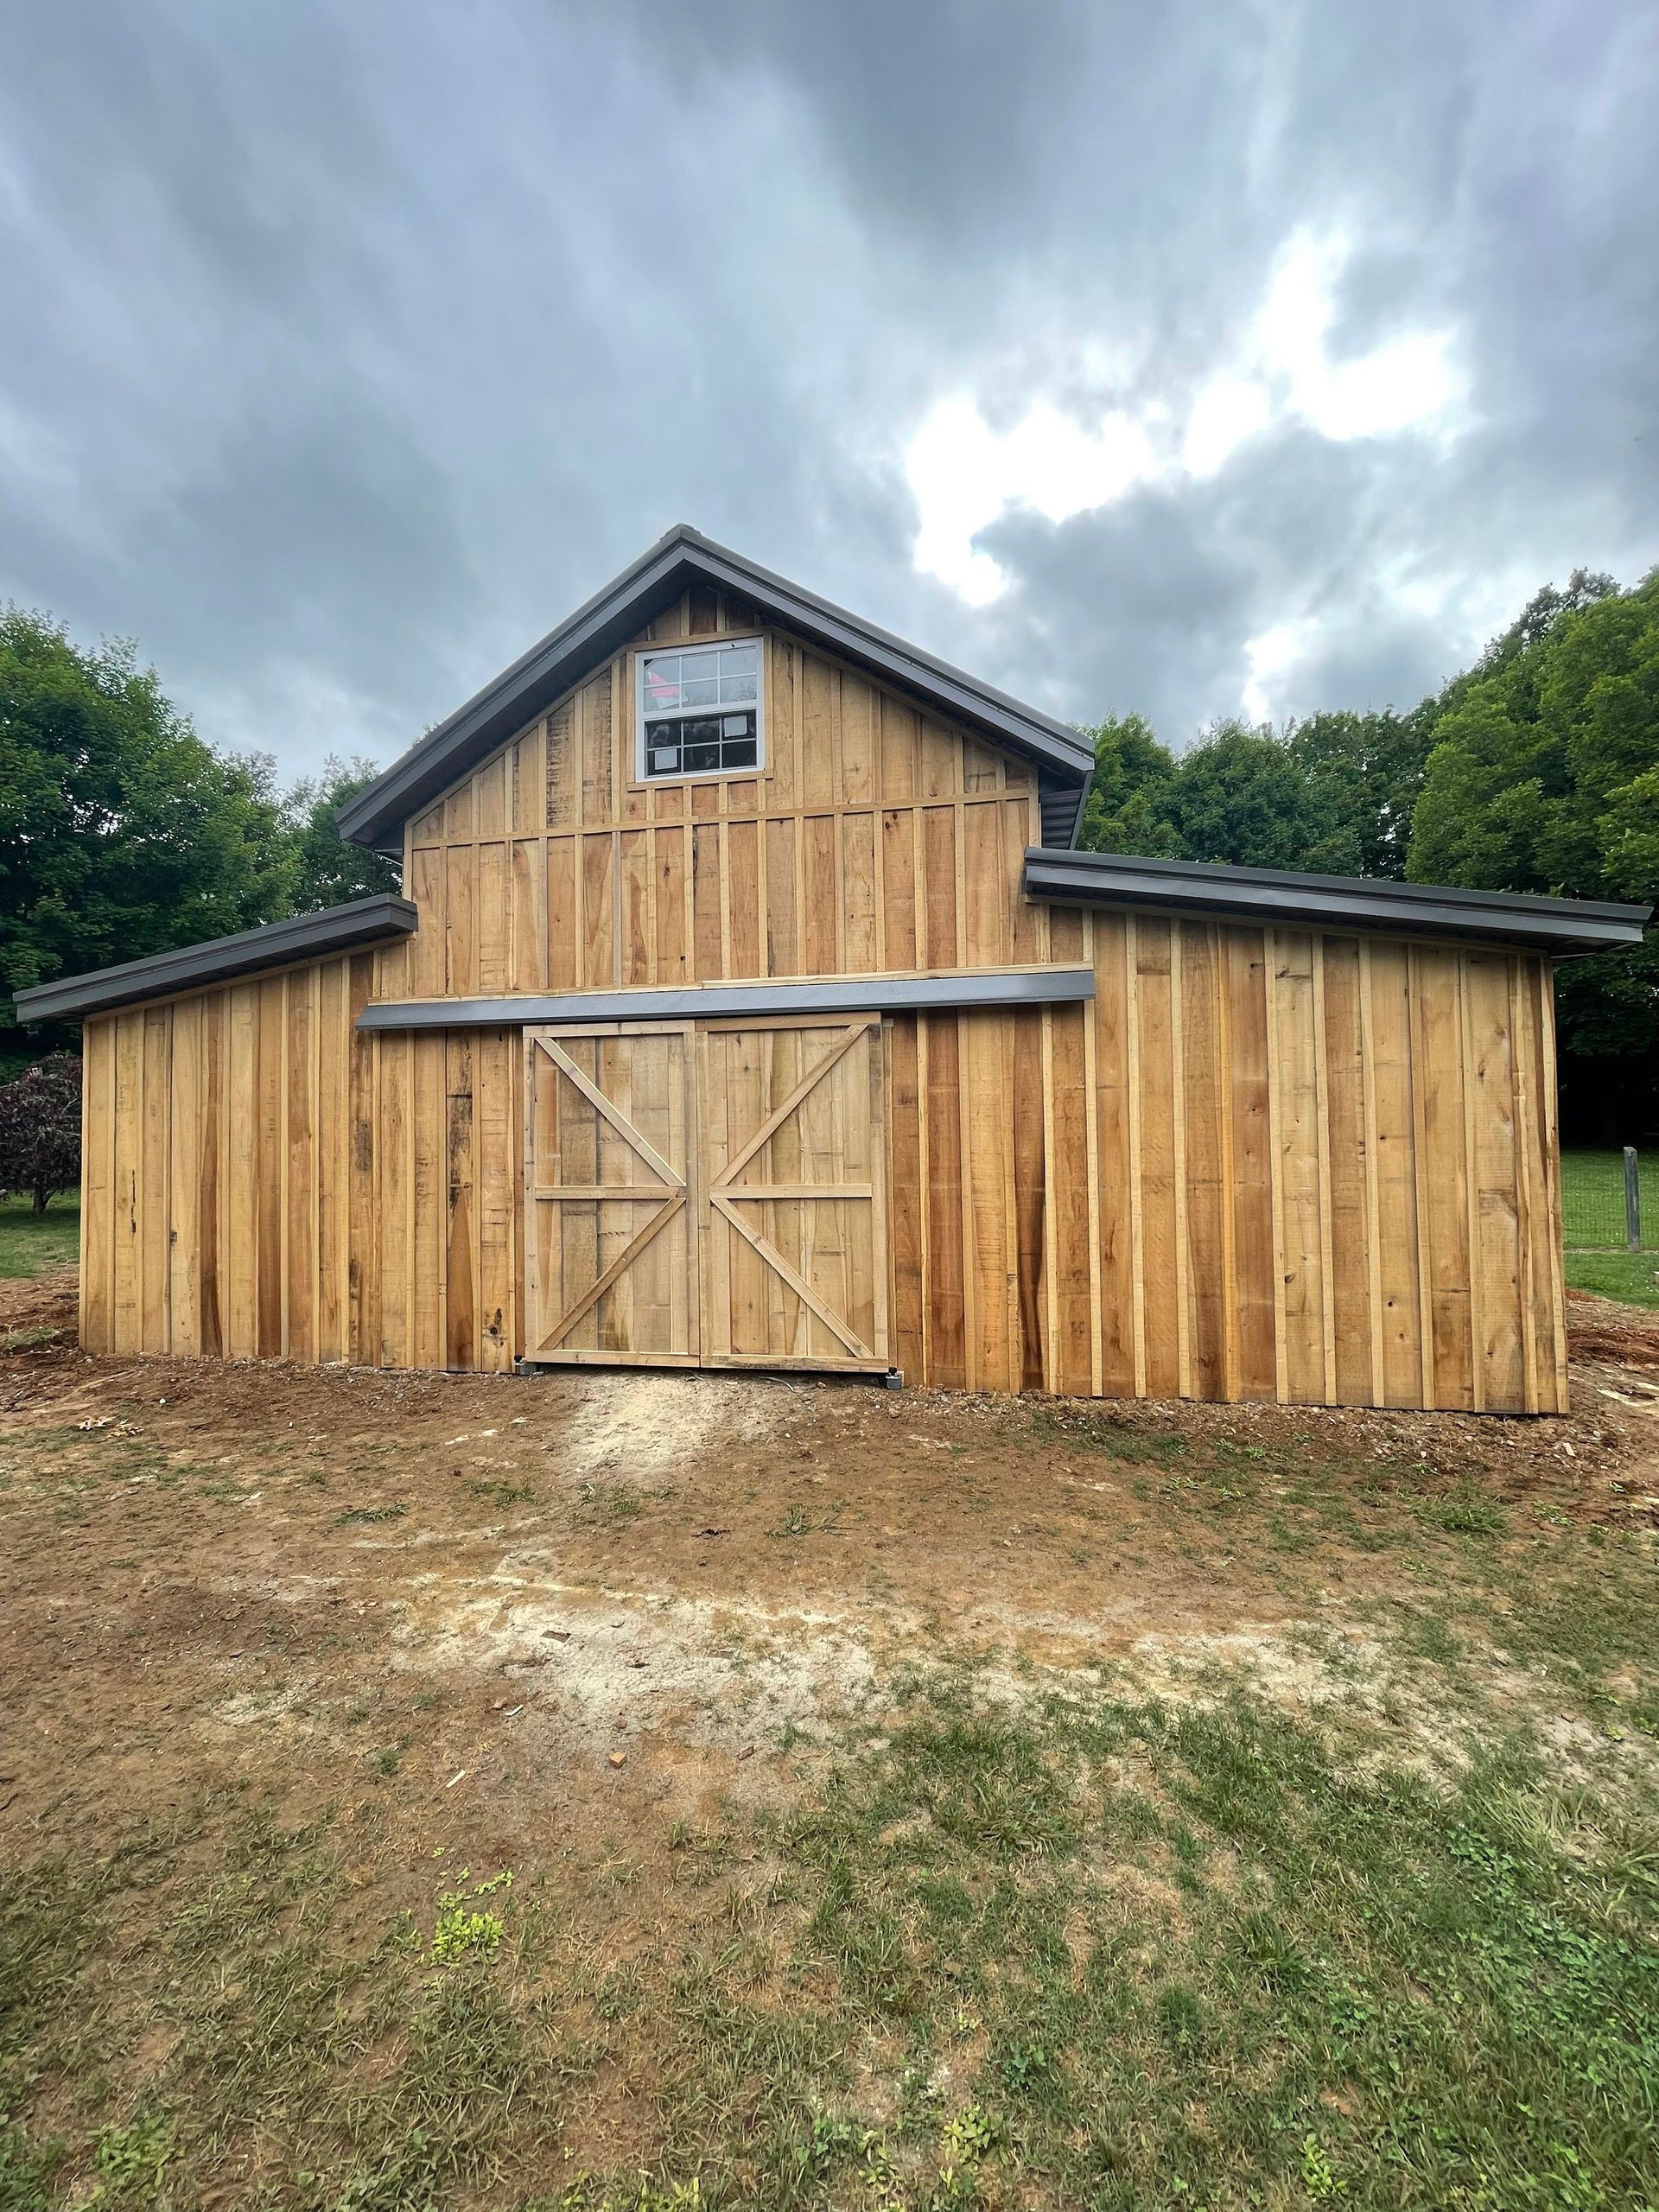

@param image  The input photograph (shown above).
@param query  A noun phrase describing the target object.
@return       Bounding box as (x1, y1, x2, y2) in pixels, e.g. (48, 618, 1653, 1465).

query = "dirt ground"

(3, 1266, 1659, 2204)
(3, 1263, 1657, 1865)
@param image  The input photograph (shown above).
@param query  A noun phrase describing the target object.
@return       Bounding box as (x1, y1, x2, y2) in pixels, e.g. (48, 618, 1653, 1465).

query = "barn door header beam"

(359, 967, 1096, 1031)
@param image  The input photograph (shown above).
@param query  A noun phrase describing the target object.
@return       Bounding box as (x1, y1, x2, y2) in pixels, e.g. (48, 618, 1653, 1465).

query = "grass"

(1564, 1248, 1659, 1308)
(1560, 1147, 1659, 1253)
(0, 1192, 79, 1280)
(2, 1514, 1655, 2209)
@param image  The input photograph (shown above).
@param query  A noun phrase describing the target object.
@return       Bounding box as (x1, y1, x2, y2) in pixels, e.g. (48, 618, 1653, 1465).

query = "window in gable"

(635, 638, 762, 780)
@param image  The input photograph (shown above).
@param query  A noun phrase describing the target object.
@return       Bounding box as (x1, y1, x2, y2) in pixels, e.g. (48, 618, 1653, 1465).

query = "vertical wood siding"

(81, 914, 1567, 1414)
(880, 916, 1567, 1414)
(82, 949, 521, 1376)
(392, 590, 1045, 1001)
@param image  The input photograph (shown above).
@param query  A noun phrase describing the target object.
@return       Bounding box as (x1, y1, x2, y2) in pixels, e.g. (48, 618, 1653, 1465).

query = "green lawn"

(4, 1607, 1656, 2211)
(1563, 1248, 1659, 1308)
(0, 1192, 79, 1280)
(1560, 1147, 1659, 1253)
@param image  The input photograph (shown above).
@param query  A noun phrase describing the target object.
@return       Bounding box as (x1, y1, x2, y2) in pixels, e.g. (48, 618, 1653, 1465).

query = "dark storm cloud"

(0, 0, 1655, 774)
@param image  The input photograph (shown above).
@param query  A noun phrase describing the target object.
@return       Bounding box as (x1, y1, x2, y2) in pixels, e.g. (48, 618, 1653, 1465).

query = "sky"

(2, 0, 1656, 783)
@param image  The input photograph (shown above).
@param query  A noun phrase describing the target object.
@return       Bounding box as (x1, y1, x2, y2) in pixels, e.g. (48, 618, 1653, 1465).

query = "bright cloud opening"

(906, 226, 1465, 611)
(1258, 230, 1461, 442)
(906, 394, 1155, 605)
(1240, 617, 1317, 725)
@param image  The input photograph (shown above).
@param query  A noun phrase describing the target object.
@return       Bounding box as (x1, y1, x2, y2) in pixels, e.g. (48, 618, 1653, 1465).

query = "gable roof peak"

(335, 528, 1092, 854)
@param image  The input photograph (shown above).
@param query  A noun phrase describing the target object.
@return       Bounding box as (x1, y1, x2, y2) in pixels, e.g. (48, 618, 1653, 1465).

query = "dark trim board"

(335, 524, 1094, 854)
(12, 896, 420, 1024)
(1023, 849, 1650, 958)
(359, 967, 1097, 1032)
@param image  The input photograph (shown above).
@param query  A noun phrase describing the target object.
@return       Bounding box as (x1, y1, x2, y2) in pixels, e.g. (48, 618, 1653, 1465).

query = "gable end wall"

(377, 589, 1050, 1005)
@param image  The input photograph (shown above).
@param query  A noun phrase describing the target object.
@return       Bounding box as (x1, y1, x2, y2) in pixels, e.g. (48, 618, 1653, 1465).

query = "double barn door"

(524, 1017, 888, 1373)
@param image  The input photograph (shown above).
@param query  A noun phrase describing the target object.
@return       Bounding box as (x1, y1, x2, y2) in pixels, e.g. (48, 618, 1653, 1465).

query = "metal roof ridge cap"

(341, 531, 1093, 847)
(679, 539, 1091, 763)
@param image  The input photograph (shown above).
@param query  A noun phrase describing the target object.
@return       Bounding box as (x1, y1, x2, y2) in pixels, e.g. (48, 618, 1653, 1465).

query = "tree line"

(3, 571, 1655, 1136)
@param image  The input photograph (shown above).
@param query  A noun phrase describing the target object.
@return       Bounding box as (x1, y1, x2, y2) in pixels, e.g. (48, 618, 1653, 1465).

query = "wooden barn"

(18, 526, 1649, 1414)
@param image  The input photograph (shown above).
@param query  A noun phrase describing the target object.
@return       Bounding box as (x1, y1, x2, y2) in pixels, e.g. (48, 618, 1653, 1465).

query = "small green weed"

(1, 1325, 60, 1352)
(767, 1500, 849, 1538)
(1300, 2132, 1345, 2199)
(334, 1503, 407, 1527)
(1411, 1481, 1508, 1536)
(467, 1478, 537, 1508)
(429, 1869, 514, 1966)
(571, 1482, 648, 1529)
(89, 2113, 174, 2205)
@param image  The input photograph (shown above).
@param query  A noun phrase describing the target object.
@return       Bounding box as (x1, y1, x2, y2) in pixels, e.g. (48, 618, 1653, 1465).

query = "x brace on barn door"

(702, 1016, 881, 1364)
(524, 1023, 701, 1366)
(523, 1016, 887, 1373)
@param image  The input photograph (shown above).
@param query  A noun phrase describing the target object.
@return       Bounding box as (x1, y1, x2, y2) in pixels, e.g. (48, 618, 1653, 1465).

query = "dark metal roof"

(1022, 848, 1650, 957)
(1037, 770, 1089, 849)
(335, 524, 1095, 853)
(12, 895, 418, 1023)
(359, 966, 1096, 1031)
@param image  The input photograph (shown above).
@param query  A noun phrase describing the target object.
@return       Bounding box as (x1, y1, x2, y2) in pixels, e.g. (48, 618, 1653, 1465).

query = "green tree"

(281, 756, 402, 912)
(1287, 706, 1434, 879)
(0, 611, 296, 1036)
(1409, 569, 1659, 1093)
(1166, 720, 1326, 872)
(1077, 713, 1180, 855)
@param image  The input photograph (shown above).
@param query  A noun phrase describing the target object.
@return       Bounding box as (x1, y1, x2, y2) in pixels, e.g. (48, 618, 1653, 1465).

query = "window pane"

(641, 700, 759, 779)
(719, 671, 757, 702)
(643, 657, 680, 710)
(721, 642, 758, 674)
(679, 651, 717, 683)
(680, 677, 717, 706)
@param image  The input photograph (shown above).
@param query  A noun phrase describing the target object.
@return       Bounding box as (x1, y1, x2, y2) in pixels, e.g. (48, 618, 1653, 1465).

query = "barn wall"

(385, 588, 1048, 1001)
(886, 914, 1567, 1414)
(81, 952, 522, 1374)
(80, 912, 1568, 1415)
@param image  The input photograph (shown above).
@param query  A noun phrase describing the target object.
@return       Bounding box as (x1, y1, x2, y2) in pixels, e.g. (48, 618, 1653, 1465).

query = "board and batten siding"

(79, 911, 1568, 1414)
(387, 588, 1048, 1005)
(882, 916, 1565, 1413)
(81, 950, 523, 1376)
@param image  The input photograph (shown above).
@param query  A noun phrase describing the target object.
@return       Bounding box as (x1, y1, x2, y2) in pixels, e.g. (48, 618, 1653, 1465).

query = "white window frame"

(632, 635, 766, 785)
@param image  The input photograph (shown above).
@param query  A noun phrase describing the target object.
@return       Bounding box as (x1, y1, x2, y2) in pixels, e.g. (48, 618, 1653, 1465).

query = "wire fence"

(1560, 1147, 1656, 1250)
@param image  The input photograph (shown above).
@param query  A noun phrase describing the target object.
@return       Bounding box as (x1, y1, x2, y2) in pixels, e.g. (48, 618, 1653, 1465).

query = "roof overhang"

(1022, 848, 1650, 958)
(12, 894, 418, 1023)
(335, 524, 1095, 854)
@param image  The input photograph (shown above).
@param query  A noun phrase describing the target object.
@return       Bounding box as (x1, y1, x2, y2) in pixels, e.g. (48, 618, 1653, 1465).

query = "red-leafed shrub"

(0, 1052, 81, 1212)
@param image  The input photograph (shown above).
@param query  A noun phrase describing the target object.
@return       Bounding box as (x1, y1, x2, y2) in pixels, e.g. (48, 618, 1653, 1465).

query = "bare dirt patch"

(2, 1260, 1655, 1855)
